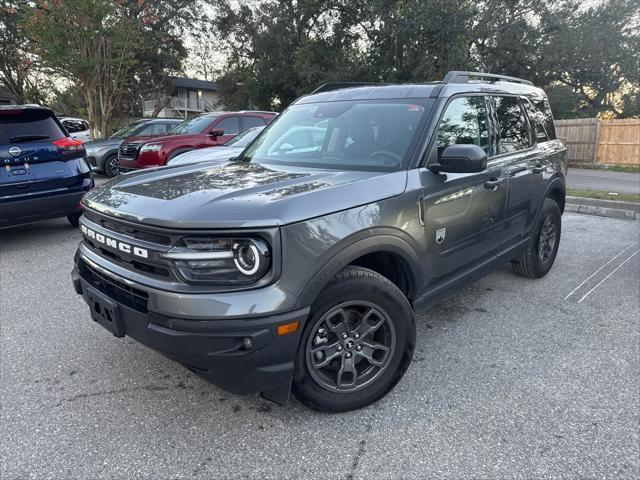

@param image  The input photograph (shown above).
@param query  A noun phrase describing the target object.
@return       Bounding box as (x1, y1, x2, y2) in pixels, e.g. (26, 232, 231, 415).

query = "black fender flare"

(294, 231, 424, 309)
(538, 175, 566, 213)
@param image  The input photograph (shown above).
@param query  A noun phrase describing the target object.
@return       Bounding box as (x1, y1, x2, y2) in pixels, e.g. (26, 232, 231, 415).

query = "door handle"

(532, 164, 546, 174)
(484, 177, 505, 190)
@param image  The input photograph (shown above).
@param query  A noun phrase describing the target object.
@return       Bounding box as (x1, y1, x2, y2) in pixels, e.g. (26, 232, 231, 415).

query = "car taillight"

(53, 137, 85, 152)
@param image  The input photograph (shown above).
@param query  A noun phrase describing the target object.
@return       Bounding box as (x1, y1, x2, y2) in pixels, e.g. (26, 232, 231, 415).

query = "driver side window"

(435, 96, 489, 160)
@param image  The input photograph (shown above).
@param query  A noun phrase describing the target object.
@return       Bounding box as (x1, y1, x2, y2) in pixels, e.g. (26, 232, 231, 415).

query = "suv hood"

(83, 162, 408, 228)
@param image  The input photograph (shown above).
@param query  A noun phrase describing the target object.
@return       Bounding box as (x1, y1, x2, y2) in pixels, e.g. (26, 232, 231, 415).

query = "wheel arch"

(295, 233, 424, 309)
(537, 175, 566, 216)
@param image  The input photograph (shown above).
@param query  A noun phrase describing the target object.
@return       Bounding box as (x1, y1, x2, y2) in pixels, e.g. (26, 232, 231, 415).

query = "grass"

(570, 163, 640, 174)
(567, 188, 640, 203)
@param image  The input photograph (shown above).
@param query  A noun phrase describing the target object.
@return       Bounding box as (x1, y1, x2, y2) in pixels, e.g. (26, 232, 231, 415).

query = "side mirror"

(208, 128, 224, 138)
(430, 144, 487, 174)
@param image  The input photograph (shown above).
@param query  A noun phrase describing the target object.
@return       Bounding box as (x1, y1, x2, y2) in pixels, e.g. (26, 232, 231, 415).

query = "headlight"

(162, 237, 271, 284)
(140, 143, 163, 152)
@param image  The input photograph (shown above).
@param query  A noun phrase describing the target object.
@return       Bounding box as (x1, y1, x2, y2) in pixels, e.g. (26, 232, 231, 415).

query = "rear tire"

(292, 267, 415, 412)
(511, 198, 561, 278)
(104, 154, 119, 177)
(67, 212, 82, 228)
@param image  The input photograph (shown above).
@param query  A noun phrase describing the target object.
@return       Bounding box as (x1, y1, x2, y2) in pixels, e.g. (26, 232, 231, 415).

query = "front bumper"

(71, 254, 309, 401)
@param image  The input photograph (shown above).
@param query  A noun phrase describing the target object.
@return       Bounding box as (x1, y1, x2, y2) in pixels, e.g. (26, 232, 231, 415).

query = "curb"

(567, 196, 640, 213)
(565, 203, 638, 220)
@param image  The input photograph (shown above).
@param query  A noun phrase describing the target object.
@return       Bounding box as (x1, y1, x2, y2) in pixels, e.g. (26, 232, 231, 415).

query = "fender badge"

(435, 228, 446, 245)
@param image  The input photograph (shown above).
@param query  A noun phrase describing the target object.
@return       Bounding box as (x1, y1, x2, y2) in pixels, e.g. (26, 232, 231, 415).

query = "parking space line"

(564, 241, 638, 300)
(577, 249, 640, 304)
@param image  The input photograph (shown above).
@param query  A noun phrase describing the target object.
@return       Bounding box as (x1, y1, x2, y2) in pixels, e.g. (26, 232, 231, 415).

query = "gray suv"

(72, 72, 567, 412)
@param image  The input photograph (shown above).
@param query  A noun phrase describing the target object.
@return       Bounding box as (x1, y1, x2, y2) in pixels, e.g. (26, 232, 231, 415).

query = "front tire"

(292, 267, 415, 412)
(512, 197, 561, 278)
(104, 154, 119, 177)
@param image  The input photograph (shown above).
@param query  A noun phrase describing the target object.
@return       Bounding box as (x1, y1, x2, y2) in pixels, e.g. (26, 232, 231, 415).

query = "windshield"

(242, 100, 430, 171)
(170, 115, 217, 135)
(224, 126, 264, 147)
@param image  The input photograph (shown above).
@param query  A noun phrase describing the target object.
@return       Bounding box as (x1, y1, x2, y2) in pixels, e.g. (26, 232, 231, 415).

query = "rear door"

(488, 96, 541, 242)
(421, 95, 510, 281)
(1, 109, 89, 198)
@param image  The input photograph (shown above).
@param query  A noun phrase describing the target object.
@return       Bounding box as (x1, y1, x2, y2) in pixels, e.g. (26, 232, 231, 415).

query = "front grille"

(119, 142, 140, 159)
(78, 258, 149, 313)
(84, 210, 172, 245)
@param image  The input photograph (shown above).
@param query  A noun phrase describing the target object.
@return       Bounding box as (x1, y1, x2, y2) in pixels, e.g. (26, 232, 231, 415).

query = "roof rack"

(443, 71, 533, 86)
(311, 82, 388, 94)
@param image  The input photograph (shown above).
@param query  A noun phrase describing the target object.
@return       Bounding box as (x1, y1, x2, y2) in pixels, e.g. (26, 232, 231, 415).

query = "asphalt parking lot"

(1, 212, 639, 480)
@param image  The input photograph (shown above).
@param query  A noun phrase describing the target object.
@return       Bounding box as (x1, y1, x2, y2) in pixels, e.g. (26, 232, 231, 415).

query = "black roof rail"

(443, 71, 534, 86)
(311, 82, 388, 94)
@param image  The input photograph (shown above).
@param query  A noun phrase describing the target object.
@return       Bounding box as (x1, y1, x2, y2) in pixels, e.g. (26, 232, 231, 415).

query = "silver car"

(167, 126, 265, 167)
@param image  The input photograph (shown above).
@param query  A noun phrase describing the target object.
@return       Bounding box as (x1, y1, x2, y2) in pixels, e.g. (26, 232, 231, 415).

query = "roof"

(169, 77, 217, 91)
(297, 72, 547, 105)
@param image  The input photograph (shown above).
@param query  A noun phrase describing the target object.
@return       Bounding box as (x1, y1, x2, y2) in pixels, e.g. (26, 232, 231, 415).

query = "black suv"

(1, 106, 93, 229)
(72, 72, 567, 412)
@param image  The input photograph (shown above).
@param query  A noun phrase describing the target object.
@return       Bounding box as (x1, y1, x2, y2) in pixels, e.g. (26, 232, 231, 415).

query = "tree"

(352, 0, 475, 82)
(211, 0, 362, 110)
(28, 0, 139, 137)
(543, 0, 640, 118)
(0, 0, 49, 103)
(209, 0, 476, 110)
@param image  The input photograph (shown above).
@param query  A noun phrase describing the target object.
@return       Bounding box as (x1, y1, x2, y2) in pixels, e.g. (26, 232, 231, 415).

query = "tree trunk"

(85, 88, 96, 140)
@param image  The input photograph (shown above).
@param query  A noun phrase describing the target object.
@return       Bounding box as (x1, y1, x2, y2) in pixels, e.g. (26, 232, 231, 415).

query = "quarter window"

(435, 96, 489, 159)
(492, 96, 531, 153)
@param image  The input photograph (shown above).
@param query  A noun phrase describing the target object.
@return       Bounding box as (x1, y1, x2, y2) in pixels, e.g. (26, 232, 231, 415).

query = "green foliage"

(211, 0, 640, 117)
(0, 0, 50, 103)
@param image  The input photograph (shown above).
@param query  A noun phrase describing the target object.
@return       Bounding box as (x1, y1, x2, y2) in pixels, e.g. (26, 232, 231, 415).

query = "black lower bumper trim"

(73, 268, 309, 398)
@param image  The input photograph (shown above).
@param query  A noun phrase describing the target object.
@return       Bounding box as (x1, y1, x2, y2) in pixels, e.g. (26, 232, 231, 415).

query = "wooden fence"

(555, 118, 640, 166)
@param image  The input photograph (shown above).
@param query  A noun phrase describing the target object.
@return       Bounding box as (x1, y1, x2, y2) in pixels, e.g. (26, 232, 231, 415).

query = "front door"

(420, 95, 509, 282)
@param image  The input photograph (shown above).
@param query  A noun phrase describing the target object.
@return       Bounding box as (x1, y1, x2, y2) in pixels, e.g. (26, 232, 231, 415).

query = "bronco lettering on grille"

(81, 225, 149, 259)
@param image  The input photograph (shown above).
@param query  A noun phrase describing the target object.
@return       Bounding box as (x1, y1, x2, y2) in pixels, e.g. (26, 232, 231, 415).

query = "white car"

(59, 117, 98, 142)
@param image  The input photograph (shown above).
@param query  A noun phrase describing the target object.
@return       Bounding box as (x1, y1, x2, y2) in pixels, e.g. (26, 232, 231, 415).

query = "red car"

(118, 111, 276, 171)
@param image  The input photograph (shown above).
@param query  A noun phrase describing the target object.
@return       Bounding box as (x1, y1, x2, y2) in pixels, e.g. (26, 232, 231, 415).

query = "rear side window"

(241, 116, 266, 130)
(140, 122, 174, 136)
(523, 99, 550, 142)
(436, 96, 489, 158)
(215, 116, 240, 135)
(533, 100, 556, 140)
(0, 110, 65, 144)
(492, 96, 531, 153)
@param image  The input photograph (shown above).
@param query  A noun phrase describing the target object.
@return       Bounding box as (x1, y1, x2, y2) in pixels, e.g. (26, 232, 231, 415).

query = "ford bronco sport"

(72, 72, 566, 412)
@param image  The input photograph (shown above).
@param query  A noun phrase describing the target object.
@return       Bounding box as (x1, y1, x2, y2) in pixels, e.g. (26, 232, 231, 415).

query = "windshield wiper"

(9, 135, 50, 143)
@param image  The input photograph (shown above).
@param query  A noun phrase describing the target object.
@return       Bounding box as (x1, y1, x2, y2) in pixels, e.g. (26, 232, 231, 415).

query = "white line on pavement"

(577, 249, 640, 304)
(564, 241, 638, 300)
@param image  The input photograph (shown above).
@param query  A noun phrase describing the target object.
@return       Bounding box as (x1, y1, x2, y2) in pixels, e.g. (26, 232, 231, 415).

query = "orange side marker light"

(277, 320, 300, 336)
